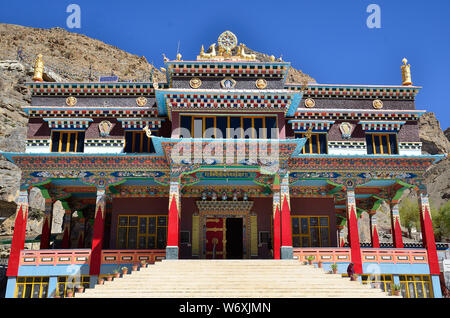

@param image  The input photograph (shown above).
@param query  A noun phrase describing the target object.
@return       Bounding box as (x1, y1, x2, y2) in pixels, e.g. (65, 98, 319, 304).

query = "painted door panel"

(205, 218, 226, 259)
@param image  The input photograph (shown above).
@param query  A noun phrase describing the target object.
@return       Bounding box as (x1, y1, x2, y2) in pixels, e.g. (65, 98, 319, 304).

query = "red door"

(205, 218, 226, 259)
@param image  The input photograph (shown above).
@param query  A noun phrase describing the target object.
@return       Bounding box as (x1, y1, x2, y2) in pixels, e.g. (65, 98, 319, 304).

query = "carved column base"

(166, 246, 179, 260)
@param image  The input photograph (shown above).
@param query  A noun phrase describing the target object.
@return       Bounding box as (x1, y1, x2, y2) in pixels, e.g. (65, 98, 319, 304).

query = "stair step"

(75, 260, 397, 299)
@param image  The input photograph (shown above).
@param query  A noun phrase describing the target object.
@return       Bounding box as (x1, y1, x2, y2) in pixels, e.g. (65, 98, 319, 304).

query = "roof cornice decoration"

(117, 118, 164, 130)
(25, 107, 158, 118)
(359, 121, 406, 132)
(25, 82, 169, 97)
(288, 120, 335, 132)
(166, 61, 290, 79)
(43, 118, 93, 129)
(286, 84, 421, 100)
(155, 89, 302, 118)
(293, 108, 425, 121)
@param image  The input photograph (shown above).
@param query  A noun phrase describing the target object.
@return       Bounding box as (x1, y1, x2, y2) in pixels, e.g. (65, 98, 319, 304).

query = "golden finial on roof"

(32, 54, 44, 82)
(401, 58, 412, 86)
(176, 53, 182, 61)
(200, 45, 204, 54)
(270, 55, 275, 62)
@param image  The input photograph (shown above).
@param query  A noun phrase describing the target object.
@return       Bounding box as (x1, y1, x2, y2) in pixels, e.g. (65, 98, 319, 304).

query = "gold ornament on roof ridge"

(401, 58, 412, 86)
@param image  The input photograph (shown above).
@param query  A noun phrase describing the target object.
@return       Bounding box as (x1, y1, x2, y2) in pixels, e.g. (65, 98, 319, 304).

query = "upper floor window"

(51, 131, 85, 153)
(295, 133, 327, 154)
(180, 115, 278, 139)
(366, 133, 398, 155)
(124, 131, 155, 153)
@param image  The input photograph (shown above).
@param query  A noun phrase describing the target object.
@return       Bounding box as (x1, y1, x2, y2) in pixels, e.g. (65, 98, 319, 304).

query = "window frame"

(399, 275, 433, 298)
(15, 276, 49, 298)
(180, 114, 278, 139)
(366, 133, 398, 155)
(295, 132, 328, 154)
(124, 131, 155, 153)
(50, 130, 85, 153)
(117, 215, 168, 249)
(291, 215, 330, 247)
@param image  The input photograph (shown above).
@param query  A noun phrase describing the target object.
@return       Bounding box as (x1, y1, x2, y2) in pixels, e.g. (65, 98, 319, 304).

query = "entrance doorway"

(226, 218, 243, 259)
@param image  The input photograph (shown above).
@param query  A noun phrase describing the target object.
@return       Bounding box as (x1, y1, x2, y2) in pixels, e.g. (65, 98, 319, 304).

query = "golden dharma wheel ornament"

(304, 98, 315, 108)
(136, 96, 148, 106)
(373, 99, 383, 109)
(190, 77, 202, 89)
(66, 96, 77, 106)
(217, 30, 238, 56)
(255, 79, 267, 89)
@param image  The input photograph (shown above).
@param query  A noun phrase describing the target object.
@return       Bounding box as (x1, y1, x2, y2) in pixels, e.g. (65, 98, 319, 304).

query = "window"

(180, 115, 278, 139)
(291, 216, 330, 247)
(124, 131, 155, 153)
(56, 276, 90, 298)
(51, 131, 85, 153)
(366, 133, 398, 155)
(117, 215, 167, 249)
(296, 133, 328, 154)
(399, 275, 433, 298)
(361, 274, 394, 294)
(15, 277, 49, 298)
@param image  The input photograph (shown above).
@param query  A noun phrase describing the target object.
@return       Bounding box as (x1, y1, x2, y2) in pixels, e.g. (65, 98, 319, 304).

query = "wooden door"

(205, 218, 226, 259)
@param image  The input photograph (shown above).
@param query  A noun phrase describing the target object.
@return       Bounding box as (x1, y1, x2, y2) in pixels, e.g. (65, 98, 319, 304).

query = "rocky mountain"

(0, 23, 448, 247)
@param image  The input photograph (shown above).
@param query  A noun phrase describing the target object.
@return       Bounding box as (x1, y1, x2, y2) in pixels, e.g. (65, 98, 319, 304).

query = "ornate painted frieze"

(293, 109, 423, 122)
(167, 62, 289, 78)
(26, 82, 169, 97)
(26, 108, 158, 118)
(286, 84, 420, 100)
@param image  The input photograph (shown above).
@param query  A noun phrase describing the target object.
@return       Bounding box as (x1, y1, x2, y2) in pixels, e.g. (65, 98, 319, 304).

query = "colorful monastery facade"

(1, 31, 446, 298)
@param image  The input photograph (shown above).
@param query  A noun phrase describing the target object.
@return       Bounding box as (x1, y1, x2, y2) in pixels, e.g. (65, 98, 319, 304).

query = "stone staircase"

(76, 260, 396, 298)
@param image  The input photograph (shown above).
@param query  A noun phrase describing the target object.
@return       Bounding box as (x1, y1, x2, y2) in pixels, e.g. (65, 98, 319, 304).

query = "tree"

(432, 201, 450, 242)
(399, 198, 420, 238)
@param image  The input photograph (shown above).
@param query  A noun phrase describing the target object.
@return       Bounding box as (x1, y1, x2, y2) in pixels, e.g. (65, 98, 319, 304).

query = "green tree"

(432, 201, 450, 242)
(399, 198, 420, 238)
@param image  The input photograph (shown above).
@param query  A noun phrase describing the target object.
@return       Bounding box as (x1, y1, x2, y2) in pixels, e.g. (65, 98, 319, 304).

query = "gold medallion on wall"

(304, 98, 315, 108)
(373, 99, 383, 109)
(136, 96, 148, 107)
(66, 96, 77, 106)
(255, 79, 267, 89)
(190, 77, 202, 89)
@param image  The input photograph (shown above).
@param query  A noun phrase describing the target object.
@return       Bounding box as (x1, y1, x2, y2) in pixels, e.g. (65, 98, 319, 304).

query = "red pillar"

(167, 195, 180, 248)
(280, 195, 292, 247)
(391, 203, 404, 248)
(419, 192, 440, 275)
(7, 190, 28, 277)
(347, 190, 362, 274)
(370, 214, 380, 248)
(39, 197, 53, 250)
(273, 205, 281, 259)
(89, 189, 106, 276)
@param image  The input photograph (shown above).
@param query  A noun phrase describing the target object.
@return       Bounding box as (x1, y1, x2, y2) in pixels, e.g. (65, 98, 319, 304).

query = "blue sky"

(1, 0, 449, 128)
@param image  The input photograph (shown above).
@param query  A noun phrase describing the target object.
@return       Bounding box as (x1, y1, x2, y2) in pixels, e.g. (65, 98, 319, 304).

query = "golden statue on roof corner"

(32, 53, 44, 82)
(401, 58, 412, 86)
